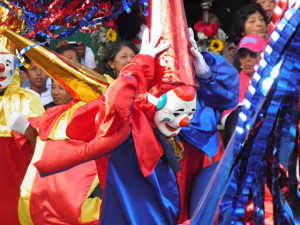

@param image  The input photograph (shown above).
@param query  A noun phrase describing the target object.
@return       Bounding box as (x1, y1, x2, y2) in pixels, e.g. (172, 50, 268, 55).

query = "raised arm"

(34, 28, 170, 175)
(189, 28, 239, 110)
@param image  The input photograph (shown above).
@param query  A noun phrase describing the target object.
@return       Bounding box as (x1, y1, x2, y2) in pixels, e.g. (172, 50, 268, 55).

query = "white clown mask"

(0, 53, 17, 90)
(152, 85, 197, 137)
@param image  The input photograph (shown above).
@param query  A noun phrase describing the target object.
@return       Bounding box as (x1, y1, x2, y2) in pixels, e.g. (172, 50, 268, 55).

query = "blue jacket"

(180, 52, 239, 156)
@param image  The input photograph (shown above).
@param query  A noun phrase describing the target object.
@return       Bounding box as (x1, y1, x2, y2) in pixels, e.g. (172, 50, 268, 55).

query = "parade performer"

(10, 99, 102, 225)
(32, 0, 239, 224)
(0, 3, 44, 224)
(0, 52, 44, 225)
(6, 30, 113, 224)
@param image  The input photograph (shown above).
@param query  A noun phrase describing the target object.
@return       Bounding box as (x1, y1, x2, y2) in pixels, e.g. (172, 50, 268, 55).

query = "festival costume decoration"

(153, 85, 197, 137)
(190, 0, 300, 224)
(2, 0, 148, 39)
(33, 0, 239, 224)
(0, 2, 45, 224)
(16, 100, 101, 225)
(2, 29, 114, 102)
(9, 111, 30, 135)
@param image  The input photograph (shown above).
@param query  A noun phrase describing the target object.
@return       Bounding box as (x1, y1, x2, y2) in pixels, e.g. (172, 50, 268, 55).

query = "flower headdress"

(193, 21, 227, 55)
(91, 21, 120, 67)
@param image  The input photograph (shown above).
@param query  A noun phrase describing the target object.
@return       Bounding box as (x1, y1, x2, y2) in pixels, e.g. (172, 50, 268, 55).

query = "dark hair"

(97, 41, 139, 79)
(22, 54, 31, 64)
(115, 3, 145, 41)
(55, 45, 77, 55)
(228, 3, 267, 45)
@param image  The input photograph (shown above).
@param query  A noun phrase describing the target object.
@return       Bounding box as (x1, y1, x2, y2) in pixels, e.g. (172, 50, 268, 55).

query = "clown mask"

(153, 85, 196, 137)
(0, 53, 17, 90)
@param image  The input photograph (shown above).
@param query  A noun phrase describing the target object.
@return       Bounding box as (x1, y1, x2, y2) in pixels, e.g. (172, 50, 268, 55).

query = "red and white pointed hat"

(145, 0, 197, 112)
(147, 0, 197, 90)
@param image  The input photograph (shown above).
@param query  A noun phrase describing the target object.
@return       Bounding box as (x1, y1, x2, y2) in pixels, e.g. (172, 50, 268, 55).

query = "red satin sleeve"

(34, 54, 155, 175)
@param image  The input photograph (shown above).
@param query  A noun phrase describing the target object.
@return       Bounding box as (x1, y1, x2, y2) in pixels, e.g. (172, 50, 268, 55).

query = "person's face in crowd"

(51, 80, 73, 105)
(154, 86, 196, 137)
(256, 0, 276, 17)
(0, 53, 16, 90)
(243, 11, 267, 37)
(238, 48, 261, 76)
(27, 61, 48, 92)
(108, 46, 136, 77)
(62, 49, 78, 62)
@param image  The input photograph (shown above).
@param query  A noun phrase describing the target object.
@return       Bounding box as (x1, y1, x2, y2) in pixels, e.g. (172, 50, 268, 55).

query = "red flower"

(193, 21, 218, 38)
(105, 20, 118, 30)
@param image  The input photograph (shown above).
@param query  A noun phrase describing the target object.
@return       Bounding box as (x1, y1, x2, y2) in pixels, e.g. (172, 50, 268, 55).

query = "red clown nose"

(0, 63, 5, 73)
(179, 117, 191, 127)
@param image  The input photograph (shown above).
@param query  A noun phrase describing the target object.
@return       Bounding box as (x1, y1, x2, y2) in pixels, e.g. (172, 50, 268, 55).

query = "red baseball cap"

(237, 34, 265, 53)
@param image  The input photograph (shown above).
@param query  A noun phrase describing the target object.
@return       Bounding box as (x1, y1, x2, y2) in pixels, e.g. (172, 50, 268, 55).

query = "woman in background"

(228, 3, 267, 46)
(97, 41, 139, 79)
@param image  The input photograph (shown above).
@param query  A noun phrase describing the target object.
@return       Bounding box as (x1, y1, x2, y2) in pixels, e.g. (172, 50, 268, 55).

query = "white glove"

(9, 112, 30, 135)
(188, 28, 211, 79)
(139, 27, 170, 58)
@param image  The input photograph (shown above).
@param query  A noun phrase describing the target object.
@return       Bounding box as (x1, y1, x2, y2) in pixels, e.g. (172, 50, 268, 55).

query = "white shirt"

(81, 46, 96, 69)
(25, 87, 53, 107)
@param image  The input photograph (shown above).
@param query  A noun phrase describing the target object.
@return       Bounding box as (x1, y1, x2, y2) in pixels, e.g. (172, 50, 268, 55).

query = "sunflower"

(106, 28, 117, 42)
(210, 39, 224, 52)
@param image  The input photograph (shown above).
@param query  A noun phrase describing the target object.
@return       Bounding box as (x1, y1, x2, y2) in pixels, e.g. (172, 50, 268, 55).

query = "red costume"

(18, 100, 101, 225)
(0, 77, 44, 225)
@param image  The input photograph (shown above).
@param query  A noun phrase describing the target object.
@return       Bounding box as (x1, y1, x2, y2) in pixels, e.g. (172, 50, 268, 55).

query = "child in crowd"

(22, 56, 53, 108)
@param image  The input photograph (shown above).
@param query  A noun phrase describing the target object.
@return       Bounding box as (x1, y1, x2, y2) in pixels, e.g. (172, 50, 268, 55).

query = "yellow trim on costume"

(81, 171, 102, 221)
(18, 137, 46, 225)
(48, 101, 86, 140)
(80, 176, 101, 222)
(0, 70, 44, 137)
(80, 197, 101, 222)
(19, 100, 101, 224)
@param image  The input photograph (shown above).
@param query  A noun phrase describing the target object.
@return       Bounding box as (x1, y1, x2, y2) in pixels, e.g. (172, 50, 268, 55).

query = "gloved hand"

(9, 112, 30, 135)
(139, 27, 170, 58)
(188, 28, 211, 79)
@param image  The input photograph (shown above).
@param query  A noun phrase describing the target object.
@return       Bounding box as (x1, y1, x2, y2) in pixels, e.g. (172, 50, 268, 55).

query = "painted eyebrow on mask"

(175, 108, 196, 112)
